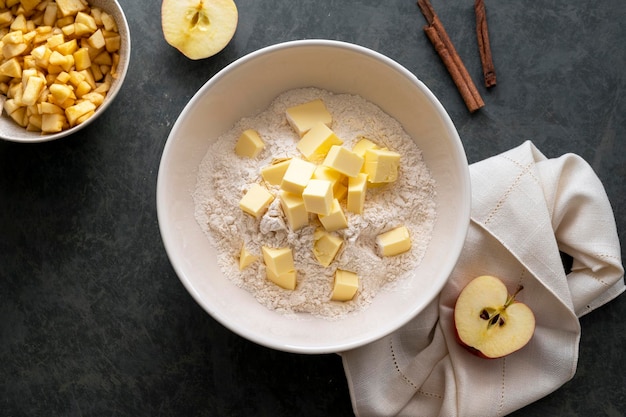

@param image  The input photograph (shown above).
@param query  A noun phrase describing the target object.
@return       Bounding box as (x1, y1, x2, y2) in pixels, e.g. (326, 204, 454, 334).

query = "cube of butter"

(262, 246, 295, 275)
(280, 157, 316, 194)
(322, 145, 364, 178)
(312, 228, 343, 267)
(313, 165, 345, 191)
(296, 123, 343, 163)
(235, 129, 265, 158)
(334, 182, 348, 202)
(266, 267, 297, 290)
(376, 226, 412, 256)
(279, 190, 309, 231)
(347, 173, 368, 214)
(352, 137, 379, 158)
(285, 98, 332, 137)
(261, 158, 291, 185)
(239, 184, 274, 218)
(239, 245, 258, 270)
(364, 148, 401, 183)
(302, 179, 333, 216)
(318, 198, 348, 232)
(331, 269, 359, 301)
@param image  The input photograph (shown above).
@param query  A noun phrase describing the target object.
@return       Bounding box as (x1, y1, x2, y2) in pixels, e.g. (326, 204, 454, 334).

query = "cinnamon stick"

(417, 0, 484, 112)
(475, 0, 496, 87)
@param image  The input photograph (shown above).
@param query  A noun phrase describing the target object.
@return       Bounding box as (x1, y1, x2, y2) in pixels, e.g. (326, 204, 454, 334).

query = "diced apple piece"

(55, 39, 78, 56)
(92, 50, 112, 65)
(22, 75, 46, 106)
(100, 12, 118, 32)
(41, 112, 66, 132)
(74, 80, 91, 97)
(104, 33, 121, 53)
(46, 33, 64, 49)
(9, 14, 27, 32)
(39, 101, 64, 114)
(19, 0, 42, 12)
(42, 2, 58, 26)
(2, 42, 28, 59)
(75, 11, 97, 32)
(56, 0, 88, 17)
(0, 11, 13, 28)
(3, 97, 21, 115)
(81, 91, 104, 106)
(87, 28, 105, 49)
(0, 57, 22, 77)
(49, 83, 74, 103)
(73, 47, 91, 70)
(9, 106, 28, 126)
(65, 99, 95, 126)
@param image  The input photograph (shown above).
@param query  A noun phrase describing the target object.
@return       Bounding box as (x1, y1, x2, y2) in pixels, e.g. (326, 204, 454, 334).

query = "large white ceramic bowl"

(157, 40, 470, 354)
(0, 0, 131, 143)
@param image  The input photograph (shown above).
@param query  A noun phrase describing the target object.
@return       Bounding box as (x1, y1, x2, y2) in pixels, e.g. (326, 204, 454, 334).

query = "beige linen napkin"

(342, 141, 625, 417)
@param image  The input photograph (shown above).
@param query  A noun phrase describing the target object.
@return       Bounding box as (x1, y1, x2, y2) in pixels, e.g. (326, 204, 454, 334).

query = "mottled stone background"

(1, 0, 624, 415)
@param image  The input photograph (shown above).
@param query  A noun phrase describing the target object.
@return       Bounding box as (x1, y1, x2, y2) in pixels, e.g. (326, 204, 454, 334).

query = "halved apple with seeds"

(453, 275, 535, 359)
(161, 0, 238, 60)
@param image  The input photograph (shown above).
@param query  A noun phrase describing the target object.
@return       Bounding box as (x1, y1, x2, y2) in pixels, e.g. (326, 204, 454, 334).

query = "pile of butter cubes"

(236, 99, 412, 302)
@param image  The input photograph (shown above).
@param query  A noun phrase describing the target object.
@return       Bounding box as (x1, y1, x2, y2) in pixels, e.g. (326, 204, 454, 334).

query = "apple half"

(161, 0, 238, 60)
(453, 275, 535, 359)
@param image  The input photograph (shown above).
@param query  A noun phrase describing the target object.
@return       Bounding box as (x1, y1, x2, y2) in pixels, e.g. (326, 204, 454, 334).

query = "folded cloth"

(341, 141, 625, 417)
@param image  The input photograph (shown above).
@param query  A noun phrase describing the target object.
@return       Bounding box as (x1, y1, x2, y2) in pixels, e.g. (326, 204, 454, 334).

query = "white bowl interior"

(0, 0, 131, 143)
(157, 40, 470, 353)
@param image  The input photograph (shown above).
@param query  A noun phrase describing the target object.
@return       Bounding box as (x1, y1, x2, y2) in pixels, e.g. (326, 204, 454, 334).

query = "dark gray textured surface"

(1, 0, 624, 415)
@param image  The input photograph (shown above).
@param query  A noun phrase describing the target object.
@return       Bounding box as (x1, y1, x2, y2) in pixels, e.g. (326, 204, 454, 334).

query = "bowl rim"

(0, 0, 131, 143)
(157, 39, 471, 354)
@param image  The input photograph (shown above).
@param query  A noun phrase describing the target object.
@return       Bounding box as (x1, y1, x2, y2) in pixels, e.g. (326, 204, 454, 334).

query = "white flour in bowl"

(193, 88, 436, 319)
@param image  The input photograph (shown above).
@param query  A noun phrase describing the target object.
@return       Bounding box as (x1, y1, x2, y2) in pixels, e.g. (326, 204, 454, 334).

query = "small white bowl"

(0, 0, 131, 143)
(157, 40, 470, 354)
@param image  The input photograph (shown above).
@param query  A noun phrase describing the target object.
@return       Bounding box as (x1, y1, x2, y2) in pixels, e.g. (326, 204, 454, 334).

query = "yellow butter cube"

(323, 145, 364, 178)
(239, 245, 258, 270)
(318, 199, 348, 232)
(364, 148, 401, 183)
(302, 179, 333, 216)
(376, 226, 412, 256)
(278, 191, 309, 231)
(280, 157, 316, 194)
(286, 98, 332, 136)
(261, 158, 291, 185)
(352, 137, 380, 158)
(334, 182, 348, 202)
(296, 122, 343, 163)
(239, 183, 274, 218)
(235, 129, 265, 158)
(312, 229, 343, 267)
(331, 270, 359, 301)
(266, 267, 297, 290)
(262, 246, 295, 275)
(313, 165, 344, 190)
(347, 173, 368, 214)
